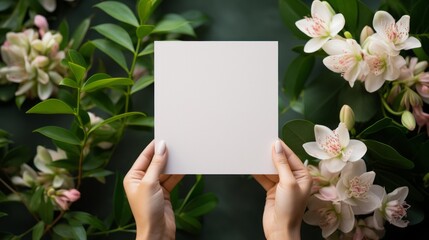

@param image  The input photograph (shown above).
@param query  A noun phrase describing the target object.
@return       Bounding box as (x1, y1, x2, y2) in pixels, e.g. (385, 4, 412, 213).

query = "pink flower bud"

(360, 25, 374, 44)
(34, 15, 49, 37)
(54, 189, 81, 210)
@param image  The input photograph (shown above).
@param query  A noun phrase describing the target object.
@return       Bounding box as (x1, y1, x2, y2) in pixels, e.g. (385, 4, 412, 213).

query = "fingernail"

(275, 139, 283, 154)
(156, 140, 166, 155)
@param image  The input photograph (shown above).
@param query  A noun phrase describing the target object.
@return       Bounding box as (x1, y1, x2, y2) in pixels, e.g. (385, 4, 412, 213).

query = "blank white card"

(155, 41, 278, 174)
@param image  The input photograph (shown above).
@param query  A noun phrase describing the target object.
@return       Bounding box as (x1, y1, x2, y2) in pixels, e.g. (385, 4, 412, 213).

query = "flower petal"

(330, 13, 345, 37)
(395, 15, 410, 42)
(352, 191, 382, 214)
(373, 210, 385, 230)
(373, 11, 395, 40)
(38, 81, 53, 100)
(295, 19, 317, 38)
(364, 73, 385, 92)
(304, 37, 329, 53)
(336, 123, 350, 147)
(339, 203, 355, 233)
(400, 36, 422, 50)
(312, 0, 333, 23)
(322, 39, 350, 55)
(321, 157, 346, 173)
(303, 142, 331, 159)
(387, 186, 409, 202)
(344, 140, 367, 161)
(38, 0, 56, 12)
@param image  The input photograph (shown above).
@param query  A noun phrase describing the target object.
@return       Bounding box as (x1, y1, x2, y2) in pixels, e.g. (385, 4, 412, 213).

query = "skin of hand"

(254, 139, 313, 240)
(123, 140, 183, 240)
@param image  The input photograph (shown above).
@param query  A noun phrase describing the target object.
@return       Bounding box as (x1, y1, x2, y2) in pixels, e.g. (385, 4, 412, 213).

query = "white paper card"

(155, 41, 278, 174)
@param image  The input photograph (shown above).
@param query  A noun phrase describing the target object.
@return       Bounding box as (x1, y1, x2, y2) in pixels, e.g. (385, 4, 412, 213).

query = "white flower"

(362, 36, 406, 92)
(38, 0, 75, 12)
(323, 39, 369, 87)
(11, 164, 38, 187)
(350, 215, 385, 240)
(303, 123, 367, 173)
(374, 186, 410, 228)
(336, 160, 383, 215)
(372, 11, 421, 53)
(295, 0, 345, 53)
(307, 163, 340, 201)
(304, 196, 355, 238)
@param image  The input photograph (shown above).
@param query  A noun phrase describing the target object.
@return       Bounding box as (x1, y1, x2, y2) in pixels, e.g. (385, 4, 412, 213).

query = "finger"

(280, 140, 307, 172)
(272, 140, 295, 183)
(253, 175, 275, 191)
(162, 175, 185, 192)
(128, 140, 155, 173)
(143, 140, 168, 182)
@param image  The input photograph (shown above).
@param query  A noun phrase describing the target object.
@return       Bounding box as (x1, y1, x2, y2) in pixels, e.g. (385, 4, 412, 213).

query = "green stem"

(43, 210, 65, 235)
(75, 86, 89, 189)
(88, 223, 136, 236)
(17, 225, 34, 238)
(380, 93, 403, 116)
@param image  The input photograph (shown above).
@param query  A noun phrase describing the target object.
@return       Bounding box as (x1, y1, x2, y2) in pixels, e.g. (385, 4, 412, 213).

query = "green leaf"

(60, 78, 78, 89)
(283, 54, 314, 101)
(127, 116, 154, 128)
(48, 159, 78, 170)
(83, 169, 113, 178)
(65, 211, 106, 231)
(67, 50, 87, 68)
(338, 82, 378, 122)
(87, 91, 115, 115)
(376, 170, 424, 202)
(53, 223, 86, 240)
(131, 75, 154, 94)
(278, 0, 310, 39)
(0, 212, 7, 218)
(38, 195, 54, 224)
(91, 39, 128, 72)
(88, 112, 145, 135)
(183, 193, 218, 217)
(82, 77, 134, 92)
(26, 99, 74, 115)
(356, 0, 373, 35)
(153, 14, 195, 37)
(94, 1, 139, 27)
(32, 221, 45, 240)
(59, 19, 69, 50)
(1, 146, 31, 167)
(93, 23, 135, 52)
(363, 139, 414, 169)
(0, 84, 16, 102)
(180, 10, 209, 28)
(407, 204, 425, 225)
(29, 187, 44, 212)
(1, 0, 27, 30)
(175, 214, 202, 234)
(136, 25, 154, 39)
(68, 62, 86, 83)
(71, 18, 91, 50)
(138, 43, 154, 57)
(358, 118, 400, 138)
(281, 119, 315, 161)
(303, 72, 346, 124)
(113, 173, 132, 226)
(138, 0, 153, 24)
(34, 126, 81, 145)
(0, 0, 13, 11)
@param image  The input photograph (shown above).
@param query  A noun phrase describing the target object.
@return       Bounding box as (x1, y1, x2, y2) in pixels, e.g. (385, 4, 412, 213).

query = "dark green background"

(1, 0, 426, 239)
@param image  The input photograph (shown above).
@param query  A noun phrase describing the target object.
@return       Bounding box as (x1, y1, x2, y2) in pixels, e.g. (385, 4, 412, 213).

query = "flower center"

(305, 16, 328, 37)
(367, 56, 386, 76)
(347, 176, 369, 199)
(319, 131, 342, 156)
(386, 200, 410, 222)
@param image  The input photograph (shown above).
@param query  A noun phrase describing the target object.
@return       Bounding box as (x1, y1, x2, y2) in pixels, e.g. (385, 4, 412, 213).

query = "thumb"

(272, 140, 295, 184)
(143, 140, 167, 182)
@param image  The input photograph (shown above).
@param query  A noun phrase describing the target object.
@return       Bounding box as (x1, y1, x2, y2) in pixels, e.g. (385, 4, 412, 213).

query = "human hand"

(254, 140, 312, 240)
(123, 140, 183, 240)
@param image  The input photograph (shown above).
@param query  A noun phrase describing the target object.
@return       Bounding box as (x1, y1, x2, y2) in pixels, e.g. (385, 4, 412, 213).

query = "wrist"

(267, 230, 300, 240)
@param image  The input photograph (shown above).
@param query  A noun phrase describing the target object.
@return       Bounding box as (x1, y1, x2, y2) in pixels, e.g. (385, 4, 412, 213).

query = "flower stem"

(380, 93, 403, 116)
(43, 210, 65, 235)
(88, 223, 136, 236)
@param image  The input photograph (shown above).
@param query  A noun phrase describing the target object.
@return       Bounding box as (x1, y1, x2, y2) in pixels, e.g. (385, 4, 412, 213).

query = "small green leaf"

(0, 212, 7, 218)
(34, 126, 81, 145)
(127, 116, 154, 128)
(92, 39, 128, 72)
(93, 24, 135, 52)
(60, 78, 78, 89)
(88, 112, 146, 135)
(279, 0, 310, 39)
(32, 221, 45, 240)
(138, 0, 153, 24)
(175, 214, 202, 234)
(113, 174, 132, 226)
(65, 211, 106, 231)
(68, 62, 86, 83)
(83, 169, 113, 178)
(131, 75, 154, 94)
(87, 91, 116, 115)
(364, 139, 414, 169)
(29, 187, 44, 212)
(153, 14, 195, 37)
(53, 223, 86, 240)
(82, 77, 134, 92)
(59, 19, 69, 50)
(181, 10, 209, 28)
(358, 118, 401, 137)
(67, 50, 87, 68)
(138, 43, 154, 57)
(407, 204, 425, 225)
(282, 119, 315, 161)
(48, 159, 78, 170)
(0, 84, 16, 102)
(0, 0, 13, 11)
(95, 1, 139, 27)
(283, 54, 314, 101)
(26, 99, 74, 115)
(1, 146, 31, 167)
(136, 25, 154, 39)
(38, 195, 54, 224)
(338, 82, 379, 123)
(71, 18, 91, 50)
(183, 193, 218, 217)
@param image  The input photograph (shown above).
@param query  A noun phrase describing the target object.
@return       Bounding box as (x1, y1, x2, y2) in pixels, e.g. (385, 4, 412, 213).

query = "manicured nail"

(275, 139, 283, 154)
(156, 140, 166, 155)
